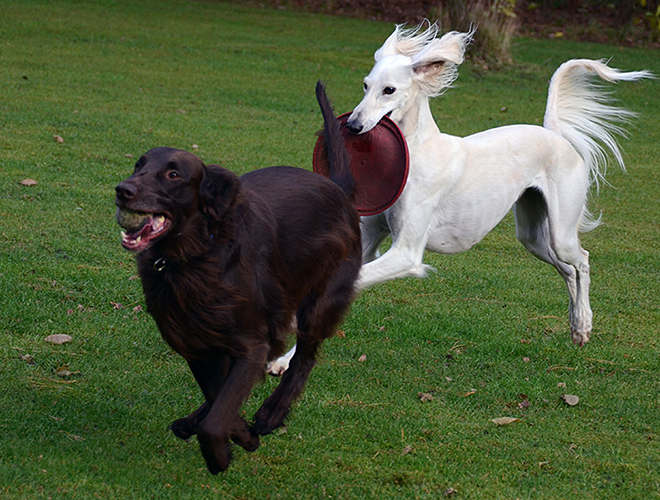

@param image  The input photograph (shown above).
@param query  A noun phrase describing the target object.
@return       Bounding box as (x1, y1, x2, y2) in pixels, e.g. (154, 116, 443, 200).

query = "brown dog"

(115, 82, 361, 473)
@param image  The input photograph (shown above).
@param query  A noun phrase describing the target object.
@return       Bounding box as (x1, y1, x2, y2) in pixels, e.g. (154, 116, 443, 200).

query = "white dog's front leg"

(357, 243, 435, 290)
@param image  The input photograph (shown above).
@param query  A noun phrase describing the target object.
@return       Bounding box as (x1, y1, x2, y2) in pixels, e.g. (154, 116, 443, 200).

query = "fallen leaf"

(357, 354, 367, 362)
(418, 392, 434, 402)
(192, 144, 199, 149)
(111, 302, 123, 309)
(53, 135, 64, 143)
(402, 445, 412, 455)
(518, 399, 530, 409)
(20, 178, 37, 186)
(491, 417, 521, 426)
(462, 390, 476, 397)
(44, 334, 72, 345)
(561, 394, 580, 406)
(557, 382, 567, 388)
(20, 354, 34, 364)
(444, 487, 458, 497)
(133, 305, 143, 313)
(55, 365, 72, 377)
(336, 329, 345, 338)
(125, 153, 133, 159)
(523, 356, 530, 363)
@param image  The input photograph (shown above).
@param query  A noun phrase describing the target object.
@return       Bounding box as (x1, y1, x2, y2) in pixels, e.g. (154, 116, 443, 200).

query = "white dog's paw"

(266, 346, 296, 376)
(266, 359, 289, 377)
(571, 329, 590, 347)
(417, 264, 437, 278)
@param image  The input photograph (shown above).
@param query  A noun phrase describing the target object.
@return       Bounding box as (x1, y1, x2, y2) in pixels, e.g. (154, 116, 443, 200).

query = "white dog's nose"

(346, 120, 363, 134)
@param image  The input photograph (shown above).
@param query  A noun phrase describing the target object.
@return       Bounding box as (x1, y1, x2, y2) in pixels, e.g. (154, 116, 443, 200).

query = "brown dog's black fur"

(115, 83, 361, 473)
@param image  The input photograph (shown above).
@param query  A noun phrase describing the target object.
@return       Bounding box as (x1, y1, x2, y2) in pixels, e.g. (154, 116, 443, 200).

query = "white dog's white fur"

(267, 23, 652, 375)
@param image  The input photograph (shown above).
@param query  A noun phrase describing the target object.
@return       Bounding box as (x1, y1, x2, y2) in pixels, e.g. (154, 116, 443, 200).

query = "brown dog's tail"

(315, 81, 356, 200)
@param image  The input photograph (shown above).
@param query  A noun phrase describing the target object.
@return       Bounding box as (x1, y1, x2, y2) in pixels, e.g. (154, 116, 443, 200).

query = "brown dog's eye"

(167, 171, 180, 180)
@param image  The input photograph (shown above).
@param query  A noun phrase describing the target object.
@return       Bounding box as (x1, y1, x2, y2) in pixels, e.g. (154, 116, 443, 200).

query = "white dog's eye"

(383, 86, 395, 95)
(363, 82, 368, 92)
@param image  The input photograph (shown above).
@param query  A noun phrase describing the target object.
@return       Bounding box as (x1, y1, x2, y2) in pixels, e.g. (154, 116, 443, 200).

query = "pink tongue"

(134, 220, 155, 240)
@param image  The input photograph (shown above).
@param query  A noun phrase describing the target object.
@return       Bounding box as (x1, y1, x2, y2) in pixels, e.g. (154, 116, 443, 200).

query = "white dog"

(268, 24, 652, 375)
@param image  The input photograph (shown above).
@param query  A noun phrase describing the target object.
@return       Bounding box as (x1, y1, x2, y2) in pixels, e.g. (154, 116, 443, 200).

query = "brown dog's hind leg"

(252, 261, 359, 435)
(251, 337, 319, 436)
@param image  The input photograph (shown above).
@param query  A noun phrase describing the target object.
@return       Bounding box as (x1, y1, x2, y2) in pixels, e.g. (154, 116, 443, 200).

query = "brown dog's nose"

(116, 181, 137, 202)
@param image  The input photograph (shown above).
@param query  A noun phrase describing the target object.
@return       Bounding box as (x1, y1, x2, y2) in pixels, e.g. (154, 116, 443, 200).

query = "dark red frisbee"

(313, 113, 409, 216)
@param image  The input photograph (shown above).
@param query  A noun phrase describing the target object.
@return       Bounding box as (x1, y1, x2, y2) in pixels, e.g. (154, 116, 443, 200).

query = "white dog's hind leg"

(569, 252, 592, 346)
(514, 187, 592, 346)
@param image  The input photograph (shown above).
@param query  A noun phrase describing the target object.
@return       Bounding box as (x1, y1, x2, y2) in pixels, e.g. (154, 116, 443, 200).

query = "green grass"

(1, 0, 659, 498)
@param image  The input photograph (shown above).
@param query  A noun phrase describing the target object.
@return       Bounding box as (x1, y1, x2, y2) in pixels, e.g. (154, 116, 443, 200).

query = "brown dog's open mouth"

(117, 208, 172, 252)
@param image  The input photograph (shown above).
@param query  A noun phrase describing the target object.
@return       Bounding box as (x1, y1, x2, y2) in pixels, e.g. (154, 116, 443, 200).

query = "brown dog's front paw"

(197, 429, 232, 474)
(169, 417, 197, 440)
(232, 421, 260, 452)
(169, 402, 210, 440)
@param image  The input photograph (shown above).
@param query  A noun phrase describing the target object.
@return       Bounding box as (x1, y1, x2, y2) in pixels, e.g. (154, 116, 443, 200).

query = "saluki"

(268, 23, 652, 375)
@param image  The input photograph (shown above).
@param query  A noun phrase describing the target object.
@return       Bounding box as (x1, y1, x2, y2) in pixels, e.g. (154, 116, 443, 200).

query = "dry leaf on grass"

(561, 394, 580, 406)
(20, 178, 37, 186)
(491, 417, 521, 426)
(444, 487, 458, 497)
(418, 392, 434, 402)
(44, 334, 72, 345)
(55, 365, 73, 377)
(357, 354, 367, 362)
(20, 354, 35, 364)
(53, 135, 64, 143)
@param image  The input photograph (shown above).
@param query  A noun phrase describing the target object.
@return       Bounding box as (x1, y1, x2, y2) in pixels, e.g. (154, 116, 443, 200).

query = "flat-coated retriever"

(115, 82, 361, 473)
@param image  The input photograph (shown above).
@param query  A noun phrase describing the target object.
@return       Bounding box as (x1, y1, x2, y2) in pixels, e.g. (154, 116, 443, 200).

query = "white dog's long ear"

(375, 22, 440, 61)
(411, 29, 474, 97)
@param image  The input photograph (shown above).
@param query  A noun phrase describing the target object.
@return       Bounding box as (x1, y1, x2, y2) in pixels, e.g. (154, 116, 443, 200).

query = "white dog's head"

(347, 23, 473, 135)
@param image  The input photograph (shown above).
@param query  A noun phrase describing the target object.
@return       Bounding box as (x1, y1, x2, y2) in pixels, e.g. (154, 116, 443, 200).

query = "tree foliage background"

(243, 0, 660, 65)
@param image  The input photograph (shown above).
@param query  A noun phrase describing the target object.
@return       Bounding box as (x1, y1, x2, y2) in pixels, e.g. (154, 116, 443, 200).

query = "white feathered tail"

(542, 59, 653, 230)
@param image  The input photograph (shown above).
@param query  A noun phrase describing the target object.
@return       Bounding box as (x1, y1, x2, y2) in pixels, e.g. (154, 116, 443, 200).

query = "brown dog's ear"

(199, 165, 240, 221)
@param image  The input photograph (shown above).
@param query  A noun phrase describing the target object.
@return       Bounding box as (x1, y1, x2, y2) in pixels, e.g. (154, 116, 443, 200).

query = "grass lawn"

(1, 0, 659, 498)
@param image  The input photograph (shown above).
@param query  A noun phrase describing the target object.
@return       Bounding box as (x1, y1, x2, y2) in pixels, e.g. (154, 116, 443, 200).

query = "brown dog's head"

(115, 147, 239, 254)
